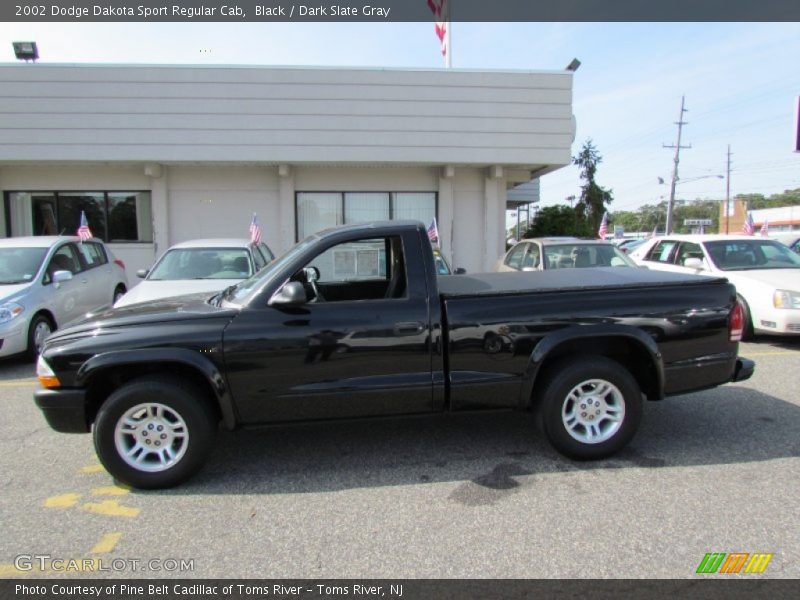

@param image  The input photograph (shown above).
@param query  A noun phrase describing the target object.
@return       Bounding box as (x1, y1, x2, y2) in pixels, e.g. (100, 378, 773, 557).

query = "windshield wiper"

(213, 283, 239, 306)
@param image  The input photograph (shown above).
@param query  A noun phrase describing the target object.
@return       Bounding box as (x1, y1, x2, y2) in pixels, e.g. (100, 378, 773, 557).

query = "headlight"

(0, 302, 24, 324)
(774, 290, 800, 309)
(36, 355, 61, 388)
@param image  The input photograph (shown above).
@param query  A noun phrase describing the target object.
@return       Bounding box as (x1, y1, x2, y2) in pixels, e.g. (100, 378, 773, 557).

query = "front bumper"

(0, 320, 28, 358)
(732, 358, 755, 382)
(34, 387, 89, 433)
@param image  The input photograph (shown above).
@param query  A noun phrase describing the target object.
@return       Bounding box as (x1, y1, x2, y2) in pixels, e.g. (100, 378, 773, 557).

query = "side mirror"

(52, 270, 73, 283)
(683, 258, 704, 270)
(454, 267, 467, 275)
(269, 281, 307, 307)
(136, 269, 149, 279)
(303, 266, 320, 283)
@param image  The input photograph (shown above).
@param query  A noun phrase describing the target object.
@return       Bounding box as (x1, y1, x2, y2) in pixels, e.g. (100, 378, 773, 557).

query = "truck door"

(223, 230, 434, 423)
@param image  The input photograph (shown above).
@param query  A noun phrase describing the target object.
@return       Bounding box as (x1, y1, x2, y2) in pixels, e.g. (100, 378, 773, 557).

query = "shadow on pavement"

(151, 384, 800, 496)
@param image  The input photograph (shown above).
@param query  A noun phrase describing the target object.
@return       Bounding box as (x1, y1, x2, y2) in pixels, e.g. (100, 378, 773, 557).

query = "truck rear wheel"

(537, 356, 642, 460)
(93, 375, 217, 489)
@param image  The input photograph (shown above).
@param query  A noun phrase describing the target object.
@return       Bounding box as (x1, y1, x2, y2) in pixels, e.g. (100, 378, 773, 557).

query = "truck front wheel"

(93, 376, 217, 489)
(537, 356, 642, 460)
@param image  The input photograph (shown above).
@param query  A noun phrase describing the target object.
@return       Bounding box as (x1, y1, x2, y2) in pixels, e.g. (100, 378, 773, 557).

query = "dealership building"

(0, 63, 575, 277)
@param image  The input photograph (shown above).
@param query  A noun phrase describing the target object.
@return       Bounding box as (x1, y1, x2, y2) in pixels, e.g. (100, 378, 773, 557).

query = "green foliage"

(523, 205, 591, 238)
(739, 189, 800, 209)
(573, 139, 614, 232)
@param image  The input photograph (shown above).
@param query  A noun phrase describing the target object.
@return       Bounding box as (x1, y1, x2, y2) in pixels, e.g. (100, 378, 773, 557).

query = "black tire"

(536, 356, 643, 460)
(738, 295, 755, 341)
(26, 313, 54, 361)
(113, 285, 127, 305)
(93, 375, 217, 489)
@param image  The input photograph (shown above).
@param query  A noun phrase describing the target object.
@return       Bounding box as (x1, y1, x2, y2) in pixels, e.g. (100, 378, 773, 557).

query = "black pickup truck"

(35, 221, 754, 488)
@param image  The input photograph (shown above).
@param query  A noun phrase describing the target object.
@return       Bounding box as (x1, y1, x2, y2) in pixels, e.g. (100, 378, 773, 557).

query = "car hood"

(115, 279, 242, 307)
(0, 283, 32, 304)
(723, 268, 800, 291)
(47, 292, 238, 342)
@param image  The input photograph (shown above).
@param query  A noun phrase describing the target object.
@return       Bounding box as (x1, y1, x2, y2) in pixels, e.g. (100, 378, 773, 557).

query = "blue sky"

(2, 21, 799, 222)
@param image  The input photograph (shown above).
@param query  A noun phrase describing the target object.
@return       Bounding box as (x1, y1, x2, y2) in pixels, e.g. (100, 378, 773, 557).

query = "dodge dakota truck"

(34, 221, 754, 488)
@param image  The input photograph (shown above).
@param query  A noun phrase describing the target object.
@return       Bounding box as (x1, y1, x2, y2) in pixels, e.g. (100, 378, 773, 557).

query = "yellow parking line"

(0, 564, 34, 578)
(91, 485, 130, 497)
(80, 464, 105, 474)
(0, 379, 37, 387)
(91, 532, 122, 554)
(44, 493, 81, 508)
(80, 500, 140, 518)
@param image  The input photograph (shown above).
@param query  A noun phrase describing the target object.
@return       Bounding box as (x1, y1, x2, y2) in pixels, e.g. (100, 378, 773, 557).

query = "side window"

(297, 236, 405, 302)
(77, 242, 107, 270)
(505, 243, 528, 269)
(520, 244, 540, 269)
(646, 240, 678, 263)
(45, 244, 83, 282)
(675, 242, 704, 266)
(252, 247, 267, 271)
(259, 243, 275, 262)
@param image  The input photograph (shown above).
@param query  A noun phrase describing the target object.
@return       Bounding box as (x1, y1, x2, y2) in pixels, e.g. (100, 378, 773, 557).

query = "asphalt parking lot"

(1, 338, 798, 579)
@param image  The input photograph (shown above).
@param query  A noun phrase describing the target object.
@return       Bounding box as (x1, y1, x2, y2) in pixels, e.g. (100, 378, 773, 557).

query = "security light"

(13, 42, 38, 61)
(566, 58, 581, 72)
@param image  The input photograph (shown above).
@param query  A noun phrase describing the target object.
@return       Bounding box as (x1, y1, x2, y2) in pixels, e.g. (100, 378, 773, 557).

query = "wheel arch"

(78, 349, 237, 430)
(521, 325, 665, 408)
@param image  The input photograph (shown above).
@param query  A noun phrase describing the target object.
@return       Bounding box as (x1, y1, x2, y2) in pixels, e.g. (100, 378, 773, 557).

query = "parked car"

(115, 239, 274, 307)
(496, 238, 637, 272)
(0, 236, 127, 359)
(771, 232, 800, 255)
(617, 238, 648, 254)
(35, 221, 752, 488)
(629, 234, 800, 338)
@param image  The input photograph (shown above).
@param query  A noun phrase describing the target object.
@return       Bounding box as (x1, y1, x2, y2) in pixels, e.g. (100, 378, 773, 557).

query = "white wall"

(0, 64, 574, 168)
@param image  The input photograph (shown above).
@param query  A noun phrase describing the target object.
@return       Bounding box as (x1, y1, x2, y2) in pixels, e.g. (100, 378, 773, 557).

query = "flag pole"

(445, 3, 452, 68)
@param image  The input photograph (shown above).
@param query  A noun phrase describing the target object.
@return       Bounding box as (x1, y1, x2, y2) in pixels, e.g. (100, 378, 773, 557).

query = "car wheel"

(93, 375, 217, 489)
(536, 356, 642, 460)
(738, 295, 755, 341)
(26, 314, 54, 361)
(113, 285, 127, 305)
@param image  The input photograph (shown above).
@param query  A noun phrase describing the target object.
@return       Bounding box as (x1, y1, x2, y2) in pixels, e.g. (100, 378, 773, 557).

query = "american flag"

(597, 212, 609, 239)
(249, 213, 262, 244)
(760, 219, 769, 236)
(649, 225, 658, 238)
(743, 212, 755, 236)
(427, 0, 448, 62)
(77, 211, 92, 241)
(427, 218, 440, 246)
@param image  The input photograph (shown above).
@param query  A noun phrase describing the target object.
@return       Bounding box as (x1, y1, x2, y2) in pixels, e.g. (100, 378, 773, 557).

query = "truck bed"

(437, 267, 728, 298)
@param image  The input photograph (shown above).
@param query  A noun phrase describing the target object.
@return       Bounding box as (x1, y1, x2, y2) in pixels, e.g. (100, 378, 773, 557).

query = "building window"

(8, 191, 153, 243)
(296, 192, 436, 240)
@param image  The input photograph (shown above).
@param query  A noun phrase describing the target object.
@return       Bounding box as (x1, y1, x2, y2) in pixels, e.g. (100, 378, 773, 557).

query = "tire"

(738, 295, 755, 341)
(113, 285, 127, 305)
(536, 356, 643, 460)
(26, 313, 54, 361)
(93, 375, 217, 489)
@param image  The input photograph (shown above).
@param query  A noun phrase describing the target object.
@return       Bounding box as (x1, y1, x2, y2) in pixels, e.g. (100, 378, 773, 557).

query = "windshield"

(0, 247, 47, 284)
(148, 248, 253, 280)
(223, 236, 319, 304)
(433, 251, 451, 275)
(543, 243, 637, 269)
(704, 240, 800, 271)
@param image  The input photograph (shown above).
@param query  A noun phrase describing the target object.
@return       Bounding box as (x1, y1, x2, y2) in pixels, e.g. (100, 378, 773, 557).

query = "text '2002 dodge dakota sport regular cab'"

(35, 221, 754, 488)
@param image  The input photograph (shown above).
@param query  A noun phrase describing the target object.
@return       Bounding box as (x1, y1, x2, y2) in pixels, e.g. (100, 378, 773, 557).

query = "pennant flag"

(699, 223, 705, 235)
(760, 219, 769, 236)
(77, 211, 93, 241)
(427, 0, 449, 62)
(249, 213, 262, 244)
(597, 212, 609, 239)
(427, 218, 440, 246)
(743, 212, 755, 236)
(649, 225, 658, 239)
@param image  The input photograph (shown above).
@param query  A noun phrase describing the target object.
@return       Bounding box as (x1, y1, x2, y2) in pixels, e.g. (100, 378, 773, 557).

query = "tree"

(523, 204, 591, 238)
(573, 139, 614, 233)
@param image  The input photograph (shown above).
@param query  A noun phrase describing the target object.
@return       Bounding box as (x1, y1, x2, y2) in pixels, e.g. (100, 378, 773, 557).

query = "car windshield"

(148, 248, 253, 280)
(0, 247, 47, 284)
(433, 251, 451, 275)
(704, 239, 800, 271)
(221, 236, 319, 305)
(543, 243, 637, 269)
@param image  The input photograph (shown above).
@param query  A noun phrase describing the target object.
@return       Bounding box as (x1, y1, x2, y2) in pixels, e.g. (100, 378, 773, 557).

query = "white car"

(629, 234, 800, 337)
(771, 232, 800, 255)
(0, 236, 128, 359)
(496, 238, 636, 272)
(115, 239, 274, 307)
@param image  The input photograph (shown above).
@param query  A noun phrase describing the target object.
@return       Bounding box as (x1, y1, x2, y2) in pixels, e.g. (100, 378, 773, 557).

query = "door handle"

(394, 321, 425, 335)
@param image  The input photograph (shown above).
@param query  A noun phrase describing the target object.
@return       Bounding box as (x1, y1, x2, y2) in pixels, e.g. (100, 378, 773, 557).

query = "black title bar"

(4, 0, 800, 22)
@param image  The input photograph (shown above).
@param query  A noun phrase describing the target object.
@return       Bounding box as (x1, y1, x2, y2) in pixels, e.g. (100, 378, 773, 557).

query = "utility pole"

(663, 96, 691, 234)
(725, 145, 732, 234)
